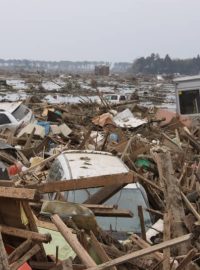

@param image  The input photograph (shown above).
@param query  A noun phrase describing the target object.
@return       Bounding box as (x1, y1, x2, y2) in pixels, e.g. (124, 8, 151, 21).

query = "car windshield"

(12, 104, 29, 121)
(64, 185, 152, 235)
(110, 95, 118, 100)
(119, 95, 126, 101)
(47, 160, 65, 182)
(0, 114, 11, 125)
(96, 187, 152, 234)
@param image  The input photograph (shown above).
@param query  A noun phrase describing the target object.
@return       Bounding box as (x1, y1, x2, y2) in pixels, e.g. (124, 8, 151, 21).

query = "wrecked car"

(104, 94, 127, 104)
(0, 102, 34, 131)
(46, 150, 152, 239)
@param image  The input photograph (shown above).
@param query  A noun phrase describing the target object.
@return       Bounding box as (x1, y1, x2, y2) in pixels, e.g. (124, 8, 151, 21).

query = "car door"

(0, 113, 17, 131)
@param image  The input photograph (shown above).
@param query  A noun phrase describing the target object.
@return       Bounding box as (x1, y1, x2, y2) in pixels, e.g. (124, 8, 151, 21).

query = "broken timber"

(0, 187, 39, 201)
(38, 172, 134, 193)
(0, 224, 51, 243)
(85, 234, 192, 270)
(51, 214, 97, 268)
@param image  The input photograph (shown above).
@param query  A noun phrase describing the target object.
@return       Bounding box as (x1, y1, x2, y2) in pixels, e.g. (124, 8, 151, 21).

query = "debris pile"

(0, 96, 199, 270)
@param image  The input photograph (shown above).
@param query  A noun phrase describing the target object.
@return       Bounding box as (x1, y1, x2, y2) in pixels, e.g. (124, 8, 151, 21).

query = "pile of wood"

(0, 99, 200, 269)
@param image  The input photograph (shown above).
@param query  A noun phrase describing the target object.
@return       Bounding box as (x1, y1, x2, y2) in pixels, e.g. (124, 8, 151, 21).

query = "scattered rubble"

(0, 83, 199, 270)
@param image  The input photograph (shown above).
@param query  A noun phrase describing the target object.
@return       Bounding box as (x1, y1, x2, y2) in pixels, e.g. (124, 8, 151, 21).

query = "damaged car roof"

(0, 101, 22, 113)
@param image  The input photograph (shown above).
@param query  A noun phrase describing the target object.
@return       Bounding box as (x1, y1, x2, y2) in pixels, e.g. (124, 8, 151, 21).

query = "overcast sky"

(0, 0, 199, 62)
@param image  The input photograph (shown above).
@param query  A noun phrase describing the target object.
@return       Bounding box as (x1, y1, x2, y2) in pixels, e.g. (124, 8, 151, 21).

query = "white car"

(104, 94, 127, 104)
(47, 150, 152, 238)
(0, 102, 34, 131)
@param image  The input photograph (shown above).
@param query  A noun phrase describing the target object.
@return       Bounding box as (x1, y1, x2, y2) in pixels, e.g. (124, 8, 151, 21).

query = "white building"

(174, 75, 200, 115)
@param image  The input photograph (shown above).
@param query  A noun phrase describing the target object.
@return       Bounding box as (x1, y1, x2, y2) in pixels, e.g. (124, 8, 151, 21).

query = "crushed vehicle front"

(46, 150, 152, 240)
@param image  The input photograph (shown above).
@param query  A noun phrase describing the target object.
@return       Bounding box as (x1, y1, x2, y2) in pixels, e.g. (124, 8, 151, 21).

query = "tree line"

(131, 53, 200, 75)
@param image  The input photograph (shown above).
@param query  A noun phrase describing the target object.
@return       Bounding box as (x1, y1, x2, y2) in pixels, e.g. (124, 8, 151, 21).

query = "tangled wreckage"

(0, 76, 199, 269)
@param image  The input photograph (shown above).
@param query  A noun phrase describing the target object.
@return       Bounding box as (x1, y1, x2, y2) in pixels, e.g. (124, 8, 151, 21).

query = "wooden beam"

(0, 187, 39, 201)
(90, 231, 117, 270)
(29, 261, 57, 270)
(0, 133, 37, 145)
(39, 172, 134, 194)
(8, 239, 32, 264)
(51, 214, 97, 268)
(0, 224, 51, 243)
(24, 127, 35, 149)
(83, 204, 115, 209)
(0, 181, 13, 187)
(130, 234, 163, 261)
(84, 184, 125, 205)
(20, 151, 64, 176)
(21, 202, 48, 262)
(0, 232, 10, 270)
(181, 192, 200, 223)
(145, 208, 164, 218)
(133, 172, 163, 192)
(138, 206, 146, 241)
(163, 212, 171, 270)
(176, 249, 196, 270)
(155, 152, 189, 255)
(10, 244, 41, 270)
(85, 234, 192, 270)
(182, 128, 200, 152)
(92, 208, 133, 218)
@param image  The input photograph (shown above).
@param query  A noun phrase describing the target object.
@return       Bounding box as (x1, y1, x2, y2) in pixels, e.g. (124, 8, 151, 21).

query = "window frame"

(0, 113, 12, 125)
(177, 88, 200, 115)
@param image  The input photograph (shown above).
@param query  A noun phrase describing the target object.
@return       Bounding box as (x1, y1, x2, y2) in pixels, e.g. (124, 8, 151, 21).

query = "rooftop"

(173, 75, 200, 83)
(0, 102, 22, 113)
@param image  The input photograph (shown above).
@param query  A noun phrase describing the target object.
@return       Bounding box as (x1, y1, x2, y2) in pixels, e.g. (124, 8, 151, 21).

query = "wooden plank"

(85, 234, 192, 270)
(182, 128, 200, 152)
(29, 261, 57, 269)
(83, 204, 115, 209)
(39, 172, 134, 194)
(0, 152, 17, 165)
(90, 231, 117, 270)
(0, 224, 51, 243)
(138, 206, 146, 241)
(0, 187, 39, 201)
(29, 261, 56, 269)
(0, 232, 10, 270)
(133, 172, 163, 192)
(91, 208, 133, 218)
(10, 244, 41, 270)
(181, 191, 200, 223)
(163, 212, 171, 270)
(145, 208, 164, 218)
(21, 151, 64, 176)
(84, 184, 125, 205)
(0, 134, 36, 145)
(8, 239, 32, 264)
(21, 202, 48, 262)
(51, 214, 97, 268)
(24, 127, 35, 149)
(176, 249, 196, 270)
(130, 234, 163, 261)
(35, 218, 58, 232)
(156, 152, 189, 255)
(0, 181, 13, 188)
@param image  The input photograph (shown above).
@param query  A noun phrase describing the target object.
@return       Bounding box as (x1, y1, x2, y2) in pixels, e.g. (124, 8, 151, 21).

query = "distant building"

(94, 65, 110, 76)
(0, 80, 7, 87)
(174, 75, 200, 115)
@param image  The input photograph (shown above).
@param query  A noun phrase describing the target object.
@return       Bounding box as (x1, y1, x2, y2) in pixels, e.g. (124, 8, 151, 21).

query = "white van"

(0, 102, 34, 131)
(104, 94, 127, 104)
(47, 150, 152, 239)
